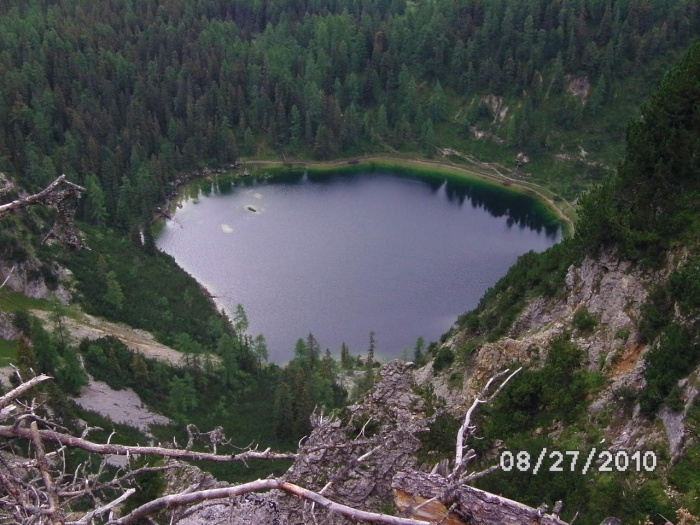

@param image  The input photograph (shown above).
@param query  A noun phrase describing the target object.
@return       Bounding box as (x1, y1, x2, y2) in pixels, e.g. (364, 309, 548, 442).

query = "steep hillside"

(418, 40, 700, 523)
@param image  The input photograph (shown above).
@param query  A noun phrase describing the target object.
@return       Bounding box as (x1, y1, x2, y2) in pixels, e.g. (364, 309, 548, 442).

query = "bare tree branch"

(57, 465, 177, 499)
(280, 481, 430, 525)
(114, 479, 432, 525)
(0, 425, 297, 464)
(454, 367, 521, 469)
(29, 421, 63, 524)
(393, 471, 569, 525)
(0, 173, 15, 198)
(0, 175, 84, 219)
(69, 489, 136, 525)
(0, 264, 16, 290)
(0, 374, 52, 410)
(460, 464, 501, 484)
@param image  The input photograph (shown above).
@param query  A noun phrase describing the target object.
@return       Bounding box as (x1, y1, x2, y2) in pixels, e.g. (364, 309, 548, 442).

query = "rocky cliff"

(417, 249, 700, 503)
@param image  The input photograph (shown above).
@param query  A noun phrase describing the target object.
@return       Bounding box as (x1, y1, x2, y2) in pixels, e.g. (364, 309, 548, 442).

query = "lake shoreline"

(156, 153, 576, 238)
(239, 154, 576, 237)
(156, 166, 562, 361)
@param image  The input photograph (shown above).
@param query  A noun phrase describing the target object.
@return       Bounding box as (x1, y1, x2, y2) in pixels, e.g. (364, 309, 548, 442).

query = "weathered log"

(393, 470, 570, 525)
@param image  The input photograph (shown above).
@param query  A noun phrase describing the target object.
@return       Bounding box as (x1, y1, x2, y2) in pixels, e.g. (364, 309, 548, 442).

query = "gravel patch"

(31, 309, 186, 365)
(73, 375, 171, 431)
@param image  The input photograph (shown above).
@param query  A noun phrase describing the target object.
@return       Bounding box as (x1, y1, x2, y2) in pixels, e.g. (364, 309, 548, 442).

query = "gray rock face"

(434, 251, 695, 458)
(0, 261, 72, 302)
(460, 251, 650, 388)
(280, 361, 427, 524)
(0, 311, 20, 341)
(413, 361, 464, 410)
(658, 371, 700, 459)
(659, 406, 686, 458)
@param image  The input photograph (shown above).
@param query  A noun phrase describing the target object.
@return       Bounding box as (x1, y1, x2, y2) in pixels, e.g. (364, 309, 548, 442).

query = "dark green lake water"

(156, 170, 561, 362)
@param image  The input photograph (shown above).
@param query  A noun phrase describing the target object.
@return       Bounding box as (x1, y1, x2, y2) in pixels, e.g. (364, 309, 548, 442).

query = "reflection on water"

(158, 170, 561, 363)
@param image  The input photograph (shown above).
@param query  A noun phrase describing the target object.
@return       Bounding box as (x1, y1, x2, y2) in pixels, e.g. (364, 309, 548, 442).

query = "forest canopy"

(0, 0, 698, 231)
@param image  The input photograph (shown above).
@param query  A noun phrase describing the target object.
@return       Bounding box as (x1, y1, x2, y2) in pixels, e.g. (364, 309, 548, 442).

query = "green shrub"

(639, 285, 673, 344)
(572, 307, 597, 333)
(640, 324, 700, 416)
(614, 328, 631, 340)
(416, 412, 460, 464)
(456, 242, 577, 341)
(482, 334, 586, 436)
(670, 257, 700, 314)
(432, 347, 455, 372)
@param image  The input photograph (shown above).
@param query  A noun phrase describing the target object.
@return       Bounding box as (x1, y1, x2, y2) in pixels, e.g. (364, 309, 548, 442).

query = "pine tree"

(274, 381, 295, 441)
(217, 334, 240, 389)
(233, 304, 249, 338)
(428, 81, 448, 122)
(340, 341, 352, 370)
(376, 105, 388, 138)
(252, 334, 268, 373)
(168, 373, 198, 424)
(420, 118, 435, 154)
(243, 127, 255, 155)
(15, 334, 37, 382)
(56, 348, 88, 396)
(290, 105, 302, 148)
(83, 174, 108, 225)
(413, 336, 426, 366)
(104, 271, 124, 313)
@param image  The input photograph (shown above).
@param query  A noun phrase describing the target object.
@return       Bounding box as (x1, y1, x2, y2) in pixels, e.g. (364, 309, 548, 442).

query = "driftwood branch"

(70, 489, 137, 525)
(29, 421, 63, 524)
(0, 264, 16, 290)
(0, 174, 85, 248)
(393, 471, 569, 525)
(0, 374, 52, 410)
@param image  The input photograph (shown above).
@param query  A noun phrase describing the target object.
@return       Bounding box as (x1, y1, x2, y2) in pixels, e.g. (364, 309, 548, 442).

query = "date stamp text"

(499, 448, 657, 474)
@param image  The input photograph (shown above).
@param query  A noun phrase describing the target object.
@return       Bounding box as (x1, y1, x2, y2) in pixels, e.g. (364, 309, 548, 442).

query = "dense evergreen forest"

(1, 0, 699, 232)
(1, 1, 700, 521)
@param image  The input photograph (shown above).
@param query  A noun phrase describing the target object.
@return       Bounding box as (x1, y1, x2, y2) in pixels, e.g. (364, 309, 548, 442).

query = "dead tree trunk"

(393, 470, 569, 525)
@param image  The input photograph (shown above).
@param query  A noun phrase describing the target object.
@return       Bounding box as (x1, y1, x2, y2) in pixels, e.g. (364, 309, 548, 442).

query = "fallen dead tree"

(0, 365, 574, 524)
